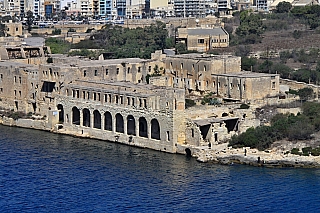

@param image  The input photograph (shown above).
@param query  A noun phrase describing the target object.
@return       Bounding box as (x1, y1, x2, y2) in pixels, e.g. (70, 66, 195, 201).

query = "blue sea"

(1, 125, 320, 212)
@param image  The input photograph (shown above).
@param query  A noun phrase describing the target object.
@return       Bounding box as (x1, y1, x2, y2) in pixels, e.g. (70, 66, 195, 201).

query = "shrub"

(52, 28, 61, 35)
(291, 148, 301, 155)
(240, 103, 250, 109)
(185, 99, 196, 108)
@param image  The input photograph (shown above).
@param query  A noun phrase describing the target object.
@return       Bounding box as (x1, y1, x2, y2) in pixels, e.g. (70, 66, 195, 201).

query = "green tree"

(298, 87, 314, 100)
(276, 2, 292, 13)
(26, 10, 34, 32)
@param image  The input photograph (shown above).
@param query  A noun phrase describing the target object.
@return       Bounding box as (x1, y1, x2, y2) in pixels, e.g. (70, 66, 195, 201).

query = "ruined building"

(0, 45, 280, 154)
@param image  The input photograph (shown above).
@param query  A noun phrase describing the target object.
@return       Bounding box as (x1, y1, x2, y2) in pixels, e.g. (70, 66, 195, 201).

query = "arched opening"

(116, 113, 124, 133)
(104, 111, 112, 131)
(139, 117, 148, 138)
(72, 106, 80, 125)
(83, 108, 90, 127)
(185, 148, 192, 157)
(222, 112, 228, 117)
(151, 119, 160, 140)
(127, 115, 135, 135)
(57, 104, 64, 123)
(93, 110, 101, 129)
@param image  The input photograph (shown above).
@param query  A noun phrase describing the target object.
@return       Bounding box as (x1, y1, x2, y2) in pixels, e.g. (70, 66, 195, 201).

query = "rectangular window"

(94, 70, 98, 76)
(106, 69, 109, 75)
(19, 77, 21, 84)
(83, 91, 86, 99)
(198, 39, 204, 43)
(116, 68, 119, 75)
(84, 70, 87, 77)
(272, 82, 276, 89)
(127, 97, 131, 105)
(148, 66, 151, 72)
(104, 94, 108, 102)
(138, 67, 141, 73)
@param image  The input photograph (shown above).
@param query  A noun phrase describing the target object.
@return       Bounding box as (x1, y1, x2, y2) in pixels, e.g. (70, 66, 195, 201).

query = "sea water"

(1, 125, 320, 212)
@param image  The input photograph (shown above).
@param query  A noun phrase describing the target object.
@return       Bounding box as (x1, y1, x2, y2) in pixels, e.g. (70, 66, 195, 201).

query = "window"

(19, 77, 21, 84)
(14, 76, 16, 83)
(181, 63, 183, 69)
(19, 91, 21, 97)
(127, 67, 130, 73)
(272, 82, 276, 89)
(83, 91, 86, 99)
(218, 82, 221, 88)
(84, 70, 87, 77)
(204, 65, 206, 72)
(198, 39, 204, 43)
(148, 66, 151, 72)
(0, 88, 3, 93)
(104, 94, 108, 102)
(0, 74, 2, 80)
(116, 68, 119, 75)
(138, 67, 141, 72)
(94, 70, 98, 76)
(93, 93, 96, 100)
(106, 69, 109, 75)
(127, 97, 131, 105)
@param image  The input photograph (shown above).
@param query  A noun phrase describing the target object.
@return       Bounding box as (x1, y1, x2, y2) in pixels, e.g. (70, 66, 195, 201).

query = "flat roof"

(187, 28, 227, 36)
(213, 71, 279, 78)
(167, 53, 238, 60)
(193, 117, 239, 126)
(0, 61, 37, 68)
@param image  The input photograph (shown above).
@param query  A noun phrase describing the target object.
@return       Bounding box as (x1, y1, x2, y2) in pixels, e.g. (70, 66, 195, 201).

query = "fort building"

(0, 46, 281, 154)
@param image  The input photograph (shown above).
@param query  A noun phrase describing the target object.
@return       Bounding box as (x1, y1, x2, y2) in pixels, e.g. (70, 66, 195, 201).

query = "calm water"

(1, 125, 320, 213)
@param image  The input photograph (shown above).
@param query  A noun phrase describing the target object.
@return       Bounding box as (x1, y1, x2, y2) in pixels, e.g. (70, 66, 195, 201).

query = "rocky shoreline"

(2, 116, 320, 168)
(194, 144, 320, 168)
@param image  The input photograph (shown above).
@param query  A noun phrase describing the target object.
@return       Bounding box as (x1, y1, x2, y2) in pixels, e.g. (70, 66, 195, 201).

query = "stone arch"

(127, 115, 136, 135)
(151, 118, 160, 140)
(104, 111, 112, 131)
(93, 110, 101, 129)
(57, 104, 64, 123)
(83, 108, 90, 127)
(72, 106, 80, 125)
(139, 117, 148, 138)
(116, 113, 124, 133)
